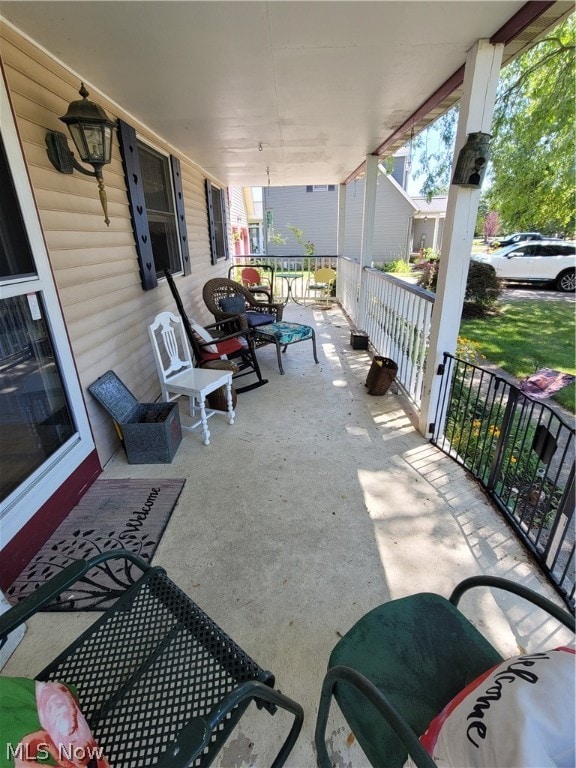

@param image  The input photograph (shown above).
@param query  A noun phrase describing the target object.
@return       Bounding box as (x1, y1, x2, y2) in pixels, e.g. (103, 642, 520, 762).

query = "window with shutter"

(206, 179, 229, 264)
(117, 119, 190, 289)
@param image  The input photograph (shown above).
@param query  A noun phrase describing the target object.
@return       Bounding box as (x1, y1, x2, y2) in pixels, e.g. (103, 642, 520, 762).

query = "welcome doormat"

(6, 478, 185, 612)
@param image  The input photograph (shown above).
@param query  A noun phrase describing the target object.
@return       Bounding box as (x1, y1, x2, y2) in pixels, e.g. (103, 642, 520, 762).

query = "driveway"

(499, 282, 575, 303)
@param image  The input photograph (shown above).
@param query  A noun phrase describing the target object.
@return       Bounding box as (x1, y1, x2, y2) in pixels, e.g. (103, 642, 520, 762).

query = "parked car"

(472, 240, 576, 292)
(493, 232, 543, 247)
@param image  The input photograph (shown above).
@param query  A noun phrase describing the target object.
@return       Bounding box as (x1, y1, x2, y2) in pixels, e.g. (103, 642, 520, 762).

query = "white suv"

(472, 240, 576, 292)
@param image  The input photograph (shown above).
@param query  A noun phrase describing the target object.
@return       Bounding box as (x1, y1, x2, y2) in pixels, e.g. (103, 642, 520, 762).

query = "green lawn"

(459, 300, 576, 412)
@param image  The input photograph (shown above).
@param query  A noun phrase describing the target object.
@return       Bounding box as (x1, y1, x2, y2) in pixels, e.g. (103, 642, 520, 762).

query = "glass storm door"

(1, 75, 94, 547)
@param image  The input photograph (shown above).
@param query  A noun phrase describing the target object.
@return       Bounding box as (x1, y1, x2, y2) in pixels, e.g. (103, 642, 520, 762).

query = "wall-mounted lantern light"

(45, 83, 116, 226)
(452, 131, 491, 189)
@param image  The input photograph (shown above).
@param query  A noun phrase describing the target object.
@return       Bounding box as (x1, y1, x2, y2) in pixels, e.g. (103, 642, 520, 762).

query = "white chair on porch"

(148, 311, 234, 446)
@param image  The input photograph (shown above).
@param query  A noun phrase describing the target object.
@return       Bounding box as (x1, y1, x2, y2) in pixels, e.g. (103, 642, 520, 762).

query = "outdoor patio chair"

(315, 575, 575, 768)
(165, 270, 268, 392)
(202, 277, 283, 331)
(203, 278, 319, 374)
(148, 311, 235, 445)
(228, 264, 275, 302)
(0, 549, 304, 767)
(305, 268, 336, 305)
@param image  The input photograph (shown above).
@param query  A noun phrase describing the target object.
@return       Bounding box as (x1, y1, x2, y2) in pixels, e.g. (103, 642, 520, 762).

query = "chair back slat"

(149, 312, 193, 382)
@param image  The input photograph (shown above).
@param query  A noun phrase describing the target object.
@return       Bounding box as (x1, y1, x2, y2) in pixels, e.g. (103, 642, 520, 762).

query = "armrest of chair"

(449, 575, 575, 631)
(202, 320, 252, 344)
(153, 718, 211, 768)
(0, 560, 87, 639)
(315, 666, 436, 768)
(212, 311, 251, 331)
(0, 550, 152, 641)
(154, 680, 303, 768)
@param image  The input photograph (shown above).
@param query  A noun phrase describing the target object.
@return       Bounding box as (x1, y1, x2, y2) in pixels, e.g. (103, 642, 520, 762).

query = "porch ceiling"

(1, 1, 572, 187)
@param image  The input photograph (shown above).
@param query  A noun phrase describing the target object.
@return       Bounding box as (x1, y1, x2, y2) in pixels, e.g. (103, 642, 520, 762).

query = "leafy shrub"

(415, 260, 438, 288)
(375, 258, 413, 274)
(416, 259, 501, 314)
(465, 262, 501, 309)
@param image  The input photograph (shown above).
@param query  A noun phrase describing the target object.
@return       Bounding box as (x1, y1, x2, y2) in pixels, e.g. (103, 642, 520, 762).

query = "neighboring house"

(228, 187, 250, 257)
(262, 152, 446, 260)
(412, 196, 447, 254)
(0, 25, 233, 581)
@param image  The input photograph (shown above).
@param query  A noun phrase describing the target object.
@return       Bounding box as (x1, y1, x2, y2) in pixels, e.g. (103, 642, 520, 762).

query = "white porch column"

(336, 183, 347, 255)
(419, 39, 504, 436)
(431, 217, 439, 251)
(358, 154, 379, 328)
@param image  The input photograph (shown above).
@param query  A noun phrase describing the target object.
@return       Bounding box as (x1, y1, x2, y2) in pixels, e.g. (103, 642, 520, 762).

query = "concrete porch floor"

(3, 302, 572, 767)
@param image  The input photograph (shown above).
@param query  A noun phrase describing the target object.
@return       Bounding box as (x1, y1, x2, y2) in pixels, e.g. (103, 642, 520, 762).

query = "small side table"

(275, 272, 305, 305)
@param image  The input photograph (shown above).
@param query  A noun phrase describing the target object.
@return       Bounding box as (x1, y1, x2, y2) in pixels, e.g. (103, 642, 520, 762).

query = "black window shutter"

(306, 186, 313, 192)
(221, 187, 230, 261)
(328, 185, 335, 191)
(205, 179, 230, 264)
(205, 179, 218, 265)
(170, 156, 191, 275)
(117, 119, 157, 290)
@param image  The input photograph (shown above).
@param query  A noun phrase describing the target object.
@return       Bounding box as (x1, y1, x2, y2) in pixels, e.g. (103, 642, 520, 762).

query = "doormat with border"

(6, 478, 185, 612)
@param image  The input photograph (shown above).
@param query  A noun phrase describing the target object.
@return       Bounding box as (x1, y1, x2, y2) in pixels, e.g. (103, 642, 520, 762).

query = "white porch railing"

(231, 255, 338, 272)
(338, 257, 435, 410)
(230, 254, 338, 304)
(231, 254, 434, 411)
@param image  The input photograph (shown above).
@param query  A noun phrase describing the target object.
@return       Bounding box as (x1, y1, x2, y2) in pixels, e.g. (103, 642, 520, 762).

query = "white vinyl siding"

(1, 23, 230, 466)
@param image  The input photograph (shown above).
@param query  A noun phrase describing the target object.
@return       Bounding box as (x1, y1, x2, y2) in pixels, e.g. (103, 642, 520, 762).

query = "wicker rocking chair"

(202, 277, 283, 331)
(165, 270, 268, 392)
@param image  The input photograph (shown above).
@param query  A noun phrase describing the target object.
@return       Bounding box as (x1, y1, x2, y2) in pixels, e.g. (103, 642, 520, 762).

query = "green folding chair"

(315, 576, 574, 768)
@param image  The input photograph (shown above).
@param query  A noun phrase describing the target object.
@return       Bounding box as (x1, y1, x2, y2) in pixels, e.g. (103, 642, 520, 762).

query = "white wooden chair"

(148, 311, 234, 445)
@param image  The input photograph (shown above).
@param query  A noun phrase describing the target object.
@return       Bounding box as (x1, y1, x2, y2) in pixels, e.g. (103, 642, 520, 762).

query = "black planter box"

(89, 371, 182, 464)
(350, 331, 369, 350)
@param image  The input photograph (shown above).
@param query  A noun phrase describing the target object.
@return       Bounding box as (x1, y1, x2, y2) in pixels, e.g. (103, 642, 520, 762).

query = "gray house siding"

(263, 149, 416, 261)
(343, 177, 415, 261)
(264, 186, 338, 256)
(390, 153, 407, 188)
(264, 173, 415, 261)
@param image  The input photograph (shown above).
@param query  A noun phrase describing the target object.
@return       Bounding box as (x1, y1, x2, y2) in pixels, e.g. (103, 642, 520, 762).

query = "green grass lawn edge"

(459, 299, 575, 413)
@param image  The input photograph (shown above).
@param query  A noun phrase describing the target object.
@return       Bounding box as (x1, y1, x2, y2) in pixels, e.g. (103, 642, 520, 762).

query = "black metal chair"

(0, 550, 304, 768)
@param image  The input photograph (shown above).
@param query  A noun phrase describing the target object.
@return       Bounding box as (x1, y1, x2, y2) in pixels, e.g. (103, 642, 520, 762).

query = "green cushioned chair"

(314, 576, 575, 768)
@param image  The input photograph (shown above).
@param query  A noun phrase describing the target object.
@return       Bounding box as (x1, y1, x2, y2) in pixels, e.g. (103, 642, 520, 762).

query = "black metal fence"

(432, 353, 575, 609)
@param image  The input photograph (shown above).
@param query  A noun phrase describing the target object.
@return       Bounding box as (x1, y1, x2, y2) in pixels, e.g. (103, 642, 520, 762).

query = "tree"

(411, 110, 458, 200)
(487, 16, 575, 235)
(287, 224, 316, 255)
(409, 16, 575, 234)
(484, 211, 500, 242)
